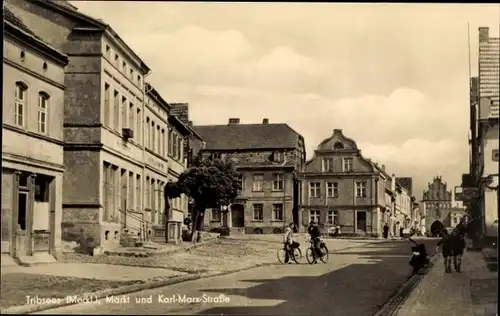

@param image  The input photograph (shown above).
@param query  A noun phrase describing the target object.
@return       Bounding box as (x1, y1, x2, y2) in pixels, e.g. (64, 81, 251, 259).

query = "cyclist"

(307, 221, 322, 259)
(283, 222, 295, 264)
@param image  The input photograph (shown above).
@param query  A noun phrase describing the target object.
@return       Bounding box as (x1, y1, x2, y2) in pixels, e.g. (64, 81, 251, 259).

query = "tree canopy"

(177, 155, 241, 208)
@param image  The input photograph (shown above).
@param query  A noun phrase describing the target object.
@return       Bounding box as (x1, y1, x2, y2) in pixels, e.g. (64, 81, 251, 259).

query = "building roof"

(3, 5, 68, 65)
(32, 0, 150, 73)
(193, 123, 301, 151)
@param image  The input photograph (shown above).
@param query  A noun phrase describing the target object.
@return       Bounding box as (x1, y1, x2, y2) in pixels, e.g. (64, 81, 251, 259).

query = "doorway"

(15, 191, 30, 257)
(231, 204, 245, 228)
(356, 210, 367, 232)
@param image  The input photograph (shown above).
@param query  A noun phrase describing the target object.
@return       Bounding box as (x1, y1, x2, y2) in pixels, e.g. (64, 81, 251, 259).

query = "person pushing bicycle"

(307, 221, 322, 257)
(283, 223, 295, 264)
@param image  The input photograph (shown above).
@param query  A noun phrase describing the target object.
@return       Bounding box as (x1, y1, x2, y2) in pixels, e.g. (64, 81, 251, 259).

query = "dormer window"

(333, 142, 344, 149)
(272, 151, 283, 162)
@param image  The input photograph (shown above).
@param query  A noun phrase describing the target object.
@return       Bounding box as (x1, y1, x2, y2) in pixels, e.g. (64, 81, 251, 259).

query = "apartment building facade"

(195, 118, 306, 234)
(476, 27, 499, 245)
(297, 129, 392, 237)
(2, 7, 68, 262)
(6, 0, 189, 248)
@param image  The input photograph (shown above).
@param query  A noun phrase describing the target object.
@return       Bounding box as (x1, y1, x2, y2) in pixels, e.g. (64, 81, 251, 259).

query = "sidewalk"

(395, 250, 498, 316)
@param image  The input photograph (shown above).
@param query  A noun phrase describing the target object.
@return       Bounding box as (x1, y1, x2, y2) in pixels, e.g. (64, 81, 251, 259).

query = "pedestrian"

(400, 227, 404, 239)
(282, 222, 295, 264)
(436, 229, 454, 273)
(452, 230, 466, 273)
(383, 223, 389, 239)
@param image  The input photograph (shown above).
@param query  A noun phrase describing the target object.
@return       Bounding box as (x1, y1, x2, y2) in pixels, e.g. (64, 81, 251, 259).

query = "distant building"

(421, 176, 453, 234)
(194, 118, 306, 234)
(297, 129, 393, 237)
(396, 177, 413, 197)
(2, 6, 68, 263)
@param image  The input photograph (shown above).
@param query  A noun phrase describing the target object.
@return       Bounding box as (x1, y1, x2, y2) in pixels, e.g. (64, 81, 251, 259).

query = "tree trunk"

(190, 204, 205, 243)
(164, 197, 171, 244)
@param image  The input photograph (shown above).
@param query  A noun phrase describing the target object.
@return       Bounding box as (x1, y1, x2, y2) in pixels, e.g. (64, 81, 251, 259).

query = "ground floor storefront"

(1, 161, 63, 264)
(299, 207, 382, 237)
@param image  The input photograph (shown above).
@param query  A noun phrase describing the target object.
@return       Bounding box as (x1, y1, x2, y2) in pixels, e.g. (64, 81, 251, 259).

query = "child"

(283, 223, 295, 264)
(436, 229, 453, 273)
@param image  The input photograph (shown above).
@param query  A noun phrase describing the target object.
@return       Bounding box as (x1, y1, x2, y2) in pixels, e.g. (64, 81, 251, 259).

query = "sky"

(71, 1, 499, 200)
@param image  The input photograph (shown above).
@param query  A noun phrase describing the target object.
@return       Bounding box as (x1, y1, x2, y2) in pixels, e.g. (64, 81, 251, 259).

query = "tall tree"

(166, 154, 241, 242)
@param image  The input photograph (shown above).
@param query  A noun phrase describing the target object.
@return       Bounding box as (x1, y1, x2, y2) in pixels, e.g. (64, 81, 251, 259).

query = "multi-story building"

(6, 0, 190, 248)
(297, 129, 392, 237)
(195, 118, 306, 234)
(421, 176, 453, 235)
(394, 182, 412, 235)
(476, 27, 499, 245)
(2, 7, 68, 264)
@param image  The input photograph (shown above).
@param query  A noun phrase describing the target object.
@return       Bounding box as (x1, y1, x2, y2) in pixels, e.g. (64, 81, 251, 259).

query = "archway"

(430, 220, 445, 237)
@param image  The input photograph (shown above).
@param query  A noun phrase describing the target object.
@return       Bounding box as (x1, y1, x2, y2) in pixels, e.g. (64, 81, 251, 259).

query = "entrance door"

(15, 191, 31, 257)
(356, 210, 367, 232)
(231, 204, 245, 228)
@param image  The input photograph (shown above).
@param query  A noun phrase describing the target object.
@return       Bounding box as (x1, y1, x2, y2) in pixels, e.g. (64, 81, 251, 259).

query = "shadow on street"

(195, 240, 439, 316)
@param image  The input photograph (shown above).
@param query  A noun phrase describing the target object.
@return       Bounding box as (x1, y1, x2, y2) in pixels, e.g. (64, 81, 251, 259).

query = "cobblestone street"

(36, 239, 439, 315)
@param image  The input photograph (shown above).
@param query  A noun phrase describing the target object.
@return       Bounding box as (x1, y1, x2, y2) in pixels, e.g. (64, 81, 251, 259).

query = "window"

(309, 182, 321, 198)
(105, 45, 111, 58)
(38, 92, 49, 133)
(114, 53, 119, 66)
(177, 137, 182, 160)
(137, 75, 142, 87)
(128, 102, 134, 130)
(343, 158, 353, 172)
(113, 90, 120, 131)
(273, 174, 284, 191)
(273, 204, 283, 220)
(309, 210, 320, 224)
(136, 174, 141, 212)
(172, 133, 177, 158)
(104, 83, 111, 127)
(130, 68, 134, 80)
(161, 129, 165, 156)
(136, 109, 142, 145)
(273, 151, 283, 162)
(211, 209, 221, 222)
(327, 210, 339, 225)
(156, 125, 160, 153)
(333, 142, 344, 149)
(145, 117, 150, 148)
(102, 162, 110, 220)
(122, 61, 127, 73)
(121, 96, 127, 130)
(327, 182, 339, 198)
(355, 181, 367, 198)
(322, 158, 333, 172)
(253, 204, 263, 220)
(145, 176, 150, 209)
(151, 122, 156, 150)
(252, 174, 264, 191)
(128, 172, 134, 210)
(15, 83, 27, 127)
(168, 129, 173, 155)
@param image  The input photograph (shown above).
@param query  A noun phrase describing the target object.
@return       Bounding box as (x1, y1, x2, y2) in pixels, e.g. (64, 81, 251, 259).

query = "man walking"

(283, 223, 295, 264)
(452, 231, 466, 273)
(436, 229, 454, 273)
(383, 223, 389, 239)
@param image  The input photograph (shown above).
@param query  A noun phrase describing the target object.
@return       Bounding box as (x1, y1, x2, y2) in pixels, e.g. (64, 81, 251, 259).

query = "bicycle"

(277, 242, 302, 264)
(306, 238, 329, 264)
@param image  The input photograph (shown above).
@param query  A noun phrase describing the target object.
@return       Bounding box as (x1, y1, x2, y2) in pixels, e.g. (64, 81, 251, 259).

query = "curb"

(1, 261, 278, 315)
(103, 238, 220, 258)
(372, 251, 440, 316)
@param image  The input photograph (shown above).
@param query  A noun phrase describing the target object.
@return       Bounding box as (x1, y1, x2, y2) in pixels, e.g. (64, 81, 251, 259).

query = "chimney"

(479, 27, 489, 43)
(333, 129, 342, 134)
(228, 118, 240, 125)
(262, 118, 269, 124)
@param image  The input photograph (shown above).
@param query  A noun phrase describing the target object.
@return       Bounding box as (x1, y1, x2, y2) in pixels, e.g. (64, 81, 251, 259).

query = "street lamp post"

(221, 205, 230, 236)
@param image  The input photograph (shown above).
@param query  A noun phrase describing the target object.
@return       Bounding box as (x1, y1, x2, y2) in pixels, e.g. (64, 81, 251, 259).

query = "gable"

(317, 129, 358, 151)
